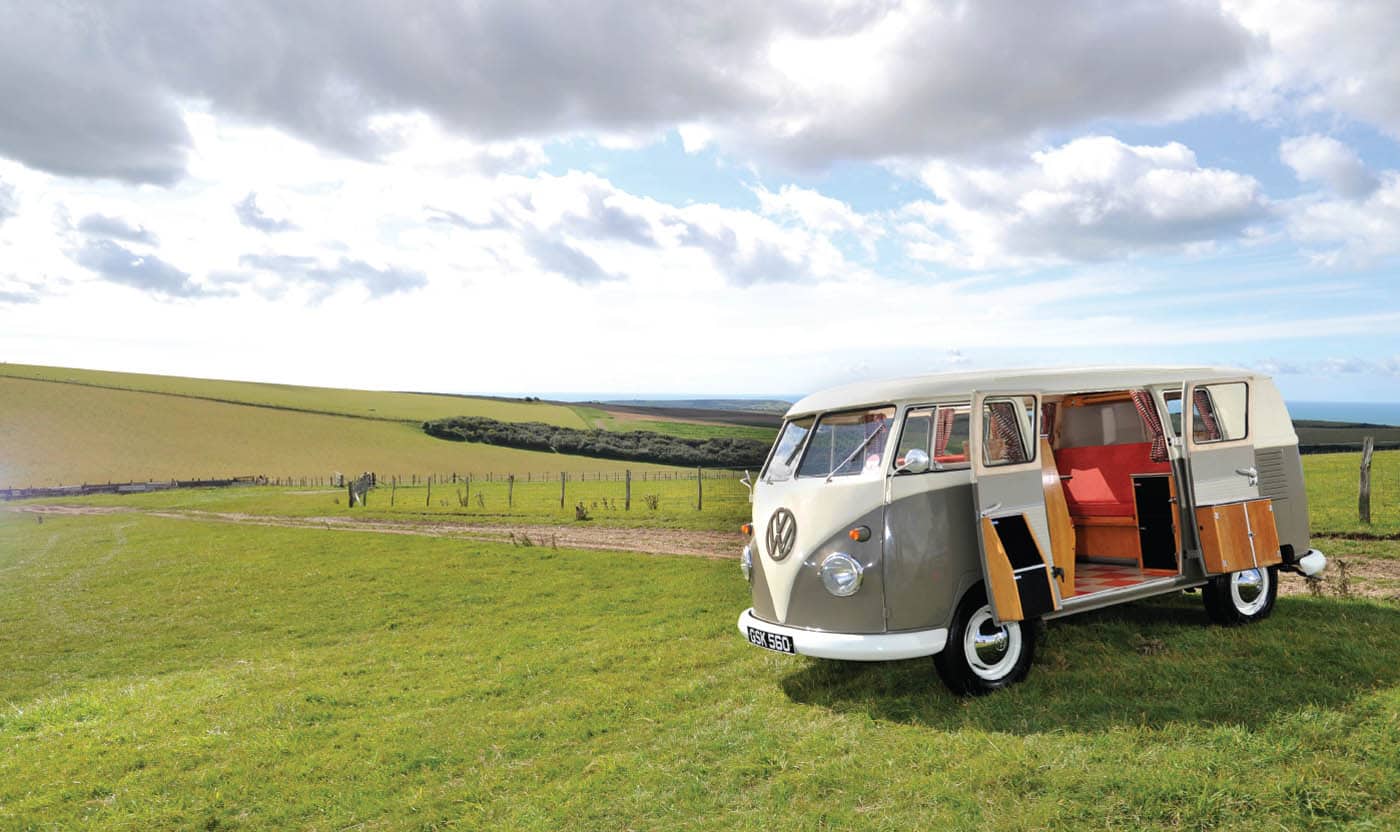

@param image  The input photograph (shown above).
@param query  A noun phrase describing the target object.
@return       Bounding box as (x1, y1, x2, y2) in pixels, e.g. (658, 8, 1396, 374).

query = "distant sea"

(1286, 401, 1400, 426)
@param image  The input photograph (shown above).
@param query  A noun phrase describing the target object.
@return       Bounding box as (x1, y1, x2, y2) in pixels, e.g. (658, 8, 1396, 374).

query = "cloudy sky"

(2, 0, 1400, 402)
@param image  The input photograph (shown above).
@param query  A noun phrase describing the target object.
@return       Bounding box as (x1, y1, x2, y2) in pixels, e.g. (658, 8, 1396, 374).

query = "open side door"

(1185, 379, 1281, 573)
(970, 392, 1062, 624)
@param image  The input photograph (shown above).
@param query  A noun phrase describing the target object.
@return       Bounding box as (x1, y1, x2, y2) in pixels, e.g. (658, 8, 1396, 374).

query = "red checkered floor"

(1074, 561, 1178, 596)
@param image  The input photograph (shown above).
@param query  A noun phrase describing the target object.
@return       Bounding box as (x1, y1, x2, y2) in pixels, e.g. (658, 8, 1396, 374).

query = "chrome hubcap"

(964, 606, 1022, 680)
(1230, 567, 1269, 616)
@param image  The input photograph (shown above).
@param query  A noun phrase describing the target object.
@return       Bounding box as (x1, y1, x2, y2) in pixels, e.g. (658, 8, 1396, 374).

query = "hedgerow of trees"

(423, 416, 770, 468)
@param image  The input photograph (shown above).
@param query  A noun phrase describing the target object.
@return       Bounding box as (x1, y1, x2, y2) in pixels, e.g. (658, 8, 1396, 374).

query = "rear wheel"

(1203, 565, 1278, 625)
(934, 586, 1037, 696)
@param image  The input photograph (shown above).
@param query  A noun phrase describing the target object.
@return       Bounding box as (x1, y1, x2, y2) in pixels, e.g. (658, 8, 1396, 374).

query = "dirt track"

(7, 504, 1396, 599)
(8, 503, 746, 560)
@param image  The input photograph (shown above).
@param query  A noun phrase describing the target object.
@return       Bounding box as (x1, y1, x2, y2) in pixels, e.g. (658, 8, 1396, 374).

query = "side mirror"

(894, 448, 931, 475)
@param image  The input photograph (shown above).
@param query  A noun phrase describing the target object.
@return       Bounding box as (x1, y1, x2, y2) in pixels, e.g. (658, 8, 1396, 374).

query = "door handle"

(979, 502, 1003, 518)
(1235, 467, 1258, 487)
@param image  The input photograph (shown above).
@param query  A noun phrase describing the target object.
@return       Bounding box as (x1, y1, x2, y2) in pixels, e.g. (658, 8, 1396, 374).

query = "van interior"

(1039, 389, 1181, 599)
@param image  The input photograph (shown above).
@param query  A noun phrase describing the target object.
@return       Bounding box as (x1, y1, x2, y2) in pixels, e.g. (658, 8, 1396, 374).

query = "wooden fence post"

(347, 480, 354, 507)
(465, 475, 471, 508)
(1360, 436, 1375, 524)
(391, 477, 396, 507)
(426, 477, 432, 508)
(560, 471, 566, 508)
(625, 469, 631, 511)
(697, 466, 703, 511)
(508, 474, 514, 508)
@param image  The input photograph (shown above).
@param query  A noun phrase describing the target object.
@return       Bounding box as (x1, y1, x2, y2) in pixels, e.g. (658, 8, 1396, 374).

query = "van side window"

(1163, 391, 1183, 437)
(938, 405, 971, 463)
(893, 404, 971, 474)
(983, 397, 1035, 466)
(895, 407, 933, 468)
(1192, 383, 1248, 443)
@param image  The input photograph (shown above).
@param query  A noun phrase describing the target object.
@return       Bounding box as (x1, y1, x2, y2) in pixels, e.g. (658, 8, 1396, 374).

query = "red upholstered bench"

(1056, 442, 1169, 518)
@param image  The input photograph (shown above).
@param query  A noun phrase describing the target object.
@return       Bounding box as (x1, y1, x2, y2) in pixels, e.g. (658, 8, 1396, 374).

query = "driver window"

(894, 404, 972, 475)
(894, 407, 934, 470)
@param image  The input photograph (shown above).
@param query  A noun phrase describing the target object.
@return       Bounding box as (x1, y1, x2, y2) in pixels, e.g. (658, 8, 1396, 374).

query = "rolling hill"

(0, 363, 590, 428)
(0, 367, 695, 487)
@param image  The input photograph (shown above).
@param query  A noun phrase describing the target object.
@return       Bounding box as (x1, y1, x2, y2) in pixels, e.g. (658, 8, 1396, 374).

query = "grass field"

(572, 405, 778, 443)
(0, 363, 589, 427)
(53, 474, 751, 532)
(1301, 448, 1399, 536)
(1, 513, 1397, 830)
(0, 377, 679, 488)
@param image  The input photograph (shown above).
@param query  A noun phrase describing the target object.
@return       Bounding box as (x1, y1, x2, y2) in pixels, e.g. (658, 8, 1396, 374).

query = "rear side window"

(1192, 383, 1248, 443)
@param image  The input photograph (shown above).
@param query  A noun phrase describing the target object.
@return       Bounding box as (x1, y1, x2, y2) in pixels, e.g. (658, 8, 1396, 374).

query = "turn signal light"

(741, 523, 753, 536)
(848, 526, 871, 542)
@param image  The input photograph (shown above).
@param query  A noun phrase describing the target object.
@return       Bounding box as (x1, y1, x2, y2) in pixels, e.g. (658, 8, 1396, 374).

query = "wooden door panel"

(1196, 502, 1252, 574)
(979, 516, 1024, 622)
(1247, 499, 1282, 567)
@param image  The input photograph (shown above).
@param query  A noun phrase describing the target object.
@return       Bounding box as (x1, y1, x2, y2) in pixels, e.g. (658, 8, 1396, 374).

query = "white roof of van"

(787, 366, 1264, 417)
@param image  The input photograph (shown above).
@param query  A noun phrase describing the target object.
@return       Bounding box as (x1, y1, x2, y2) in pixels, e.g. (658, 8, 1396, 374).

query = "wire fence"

(1, 468, 752, 503)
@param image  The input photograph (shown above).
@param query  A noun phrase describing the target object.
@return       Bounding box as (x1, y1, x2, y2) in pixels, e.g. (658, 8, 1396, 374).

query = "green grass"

(0, 377, 678, 487)
(1, 513, 1397, 829)
(0, 362, 589, 427)
(39, 475, 753, 532)
(1302, 449, 1400, 537)
(572, 405, 778, 443)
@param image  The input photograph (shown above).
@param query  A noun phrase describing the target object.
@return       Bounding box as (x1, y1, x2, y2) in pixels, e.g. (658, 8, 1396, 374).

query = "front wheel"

(1203, 565, 1278, 625)
(934, 587, 1037, 696)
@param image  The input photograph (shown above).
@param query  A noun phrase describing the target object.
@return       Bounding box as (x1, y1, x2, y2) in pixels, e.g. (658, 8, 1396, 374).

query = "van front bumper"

(737, 609, 948, 661)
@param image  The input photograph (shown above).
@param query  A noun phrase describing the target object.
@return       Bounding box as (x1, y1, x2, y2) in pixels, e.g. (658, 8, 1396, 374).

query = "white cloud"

(0, 0, 1259, 182)
(1281, 172, 1400, 267)
(1280, 135, 1378, 199)
(1225, 0, 1400, 139)
(901, 136, 1267, 268)
(747, 0, 1257, 166)
(752, 184, 881, 257)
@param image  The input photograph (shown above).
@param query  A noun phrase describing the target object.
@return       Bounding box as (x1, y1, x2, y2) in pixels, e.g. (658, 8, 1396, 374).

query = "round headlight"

(740, 543, 753, 582)
(819, 553, 863, 597)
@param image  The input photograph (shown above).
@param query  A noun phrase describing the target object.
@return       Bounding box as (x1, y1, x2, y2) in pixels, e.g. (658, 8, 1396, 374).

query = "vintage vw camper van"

(736, 367, 1327, 695)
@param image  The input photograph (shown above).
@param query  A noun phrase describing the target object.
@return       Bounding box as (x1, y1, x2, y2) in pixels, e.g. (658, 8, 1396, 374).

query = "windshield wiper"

(826, 423, 888, 483)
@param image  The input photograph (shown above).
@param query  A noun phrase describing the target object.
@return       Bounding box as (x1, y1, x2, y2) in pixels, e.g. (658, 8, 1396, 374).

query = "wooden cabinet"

(1246, 500, 1282, 567)
(1195, 498, 1282, 574)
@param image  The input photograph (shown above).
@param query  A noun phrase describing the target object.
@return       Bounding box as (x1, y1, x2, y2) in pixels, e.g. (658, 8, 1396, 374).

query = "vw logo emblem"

(766, 508, 797, 561)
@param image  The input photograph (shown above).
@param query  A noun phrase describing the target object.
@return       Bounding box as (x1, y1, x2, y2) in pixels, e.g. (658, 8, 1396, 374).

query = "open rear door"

(970, 392, 1062, 624)
(1185, 379, 1282, 572)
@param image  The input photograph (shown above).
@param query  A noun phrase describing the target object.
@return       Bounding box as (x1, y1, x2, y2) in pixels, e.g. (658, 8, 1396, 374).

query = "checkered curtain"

(1192, 388, 1220, 441)
(1130, 390, 1168, 462)
(934, 407, 956, 455)
(1040, 402, 1057, 439)
(987, 401, 1027, 463)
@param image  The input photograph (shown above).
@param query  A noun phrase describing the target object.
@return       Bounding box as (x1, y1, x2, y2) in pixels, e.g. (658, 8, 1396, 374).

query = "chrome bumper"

(737, 608, 948, 661)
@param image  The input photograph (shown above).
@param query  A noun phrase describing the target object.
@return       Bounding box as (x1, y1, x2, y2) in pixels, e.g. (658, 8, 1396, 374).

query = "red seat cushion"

(1056, 442, 1169, 517)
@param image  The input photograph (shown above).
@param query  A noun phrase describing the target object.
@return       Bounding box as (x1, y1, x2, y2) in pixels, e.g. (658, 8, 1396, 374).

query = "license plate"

(747, 626, 795, 654)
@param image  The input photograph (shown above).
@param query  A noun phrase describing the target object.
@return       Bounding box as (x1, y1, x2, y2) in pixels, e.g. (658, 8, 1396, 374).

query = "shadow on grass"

(780, 594, 1400, 733)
